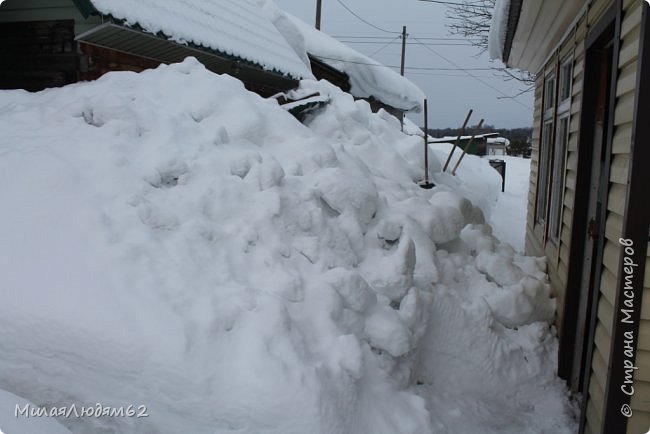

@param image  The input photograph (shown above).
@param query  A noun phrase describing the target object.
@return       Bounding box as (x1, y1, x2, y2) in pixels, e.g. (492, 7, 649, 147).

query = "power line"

(339, 40, 473, 46)
(311, 54, 494, 71)
(332, 35, 469, 41)
(417, 0, 490, 7)
(410, 37, 532, 110)
(333, 0, 400, 34)
(368, 35, 402, 57)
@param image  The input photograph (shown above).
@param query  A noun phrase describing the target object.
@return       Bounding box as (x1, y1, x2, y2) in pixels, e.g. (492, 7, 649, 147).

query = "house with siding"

(492, 0, 649, 433)
(0, 0, 313, 95)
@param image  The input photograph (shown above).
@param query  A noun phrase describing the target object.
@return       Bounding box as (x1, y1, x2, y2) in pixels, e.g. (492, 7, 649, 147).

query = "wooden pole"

(442, 109, 472, 172)
(400, 26, 407, 76)
(316, 0, 322, 30)
(424, 99, 429, 184)
(451, 118, 485, 176)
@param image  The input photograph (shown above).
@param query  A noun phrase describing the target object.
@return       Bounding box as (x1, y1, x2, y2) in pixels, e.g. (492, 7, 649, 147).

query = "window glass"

(549, 116, 569, 243)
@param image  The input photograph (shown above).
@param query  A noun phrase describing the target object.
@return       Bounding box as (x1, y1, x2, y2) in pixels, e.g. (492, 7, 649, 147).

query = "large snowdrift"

(0, 59, 575, 433)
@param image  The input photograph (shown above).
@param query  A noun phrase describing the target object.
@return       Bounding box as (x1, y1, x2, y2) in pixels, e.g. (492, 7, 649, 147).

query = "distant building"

(486, 137, 509, 156)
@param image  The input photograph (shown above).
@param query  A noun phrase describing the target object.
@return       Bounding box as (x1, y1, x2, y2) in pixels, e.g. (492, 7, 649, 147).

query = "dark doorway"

(557, 0, 619, 402)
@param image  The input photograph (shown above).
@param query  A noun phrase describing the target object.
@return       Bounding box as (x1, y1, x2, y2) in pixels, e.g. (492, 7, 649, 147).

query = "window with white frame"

(548, 57, 573, 244)
(536, 71, 556, 224)
(536, 121, 553, 223)
(549, 116, 569, 243)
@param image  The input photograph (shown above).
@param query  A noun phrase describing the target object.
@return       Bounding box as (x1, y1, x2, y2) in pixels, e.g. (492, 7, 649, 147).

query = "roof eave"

(502, 0, 524, 65)
(71, 0, 99, 18)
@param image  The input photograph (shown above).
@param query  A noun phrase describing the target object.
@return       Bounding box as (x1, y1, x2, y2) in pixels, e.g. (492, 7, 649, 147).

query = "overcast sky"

(273, 0, 534, 129)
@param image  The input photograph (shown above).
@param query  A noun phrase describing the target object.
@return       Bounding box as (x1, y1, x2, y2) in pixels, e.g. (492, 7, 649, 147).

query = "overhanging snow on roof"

(267, 9, 425, 112)
(74, 0, 313, 80)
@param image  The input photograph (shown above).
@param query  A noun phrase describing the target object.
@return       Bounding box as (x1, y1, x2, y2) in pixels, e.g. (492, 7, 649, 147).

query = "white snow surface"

(263, 2, 425, 112)
(488, 0, 511, 61)
(0, 59, 576, 434)
(87, 0, 313, 79)
(0, 390, 72, 434)
(488, 156, 531, 252)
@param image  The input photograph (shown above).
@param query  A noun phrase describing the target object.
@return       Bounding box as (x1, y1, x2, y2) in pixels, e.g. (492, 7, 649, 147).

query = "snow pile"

(87, 0, 313, 79)
(0, 59, 575, 433)
(488, 0, 512, 61)
(259, 0, 424, 112)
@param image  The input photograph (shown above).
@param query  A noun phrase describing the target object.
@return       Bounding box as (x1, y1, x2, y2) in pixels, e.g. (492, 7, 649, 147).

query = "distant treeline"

(425, 125, 533, 143)
(425, 125, 533, 157)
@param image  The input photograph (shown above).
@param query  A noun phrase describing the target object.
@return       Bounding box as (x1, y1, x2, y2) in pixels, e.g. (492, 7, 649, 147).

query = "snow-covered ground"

(0, 59, 576, 434)
(487, 156, 532, 252)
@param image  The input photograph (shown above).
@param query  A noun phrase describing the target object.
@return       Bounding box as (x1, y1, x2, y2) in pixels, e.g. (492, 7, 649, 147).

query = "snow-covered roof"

(265, 8, 425, 112)
(83, 0, 313, 80)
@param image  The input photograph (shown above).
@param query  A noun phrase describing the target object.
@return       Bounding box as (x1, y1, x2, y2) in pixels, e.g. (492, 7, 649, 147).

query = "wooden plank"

(614, 91, 637, 125)
(565, 168, 577, 191)
(629, 383, 650, 411)
(563, 188, 575, 211)
(621, 0, 643, 38)
(587, 0, 612, 25)
(605, 212, 625, 246)
(618, 26, 641, 68)
(557, 258, 568, 287)
(600, 266, 618, 307)
(592, 344, 610, 394)
(562, 205, 573, 227)
(588, 374, 606, 423)
(607, 183, 628, 215)
(595, 322, 613, 362)
(638, 320, 650, 351)
(586, 399, 602, 434)
(598, 293, 616, 337)
(626, 411, 650, 434)
(636, 350, 650, 382)
(603, 239, 622, 276)
(613, 122, 633, 154)
(617, 63, 638, 97)
(610, 153, 631, 185)
(643, 288, 650, 321)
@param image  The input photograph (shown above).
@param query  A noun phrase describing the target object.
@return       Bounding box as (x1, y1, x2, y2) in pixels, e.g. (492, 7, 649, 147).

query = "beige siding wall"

(0, 0, 101, 33)
(527, 0, 646, 433)
(627, 246, 650, 434)
(525, 12, 587, 337)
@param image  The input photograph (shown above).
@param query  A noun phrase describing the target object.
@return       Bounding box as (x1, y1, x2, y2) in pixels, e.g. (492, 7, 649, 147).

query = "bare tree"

(446, 0, 494, 52)
(446, 0, 535, 92)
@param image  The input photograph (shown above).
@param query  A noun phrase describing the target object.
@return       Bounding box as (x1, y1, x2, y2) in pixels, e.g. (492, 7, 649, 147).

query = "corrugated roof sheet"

(86, 0, 313, 79)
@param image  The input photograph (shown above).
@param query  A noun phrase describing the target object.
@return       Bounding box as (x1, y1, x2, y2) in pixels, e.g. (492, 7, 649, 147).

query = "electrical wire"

(339, 40, 473, 46)
(410, 36, 532, 109)
(417, 0, 490, 7)
(368, 35, 402, 57)
(332, 35, 468, 41)
(310, 54, 494, 72)
(334, 0, 401, 34)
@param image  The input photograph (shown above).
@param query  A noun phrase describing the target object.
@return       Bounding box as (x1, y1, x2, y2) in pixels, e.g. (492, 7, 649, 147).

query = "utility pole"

(400, 26, 407, 76)
(315, 0, 322, 30)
